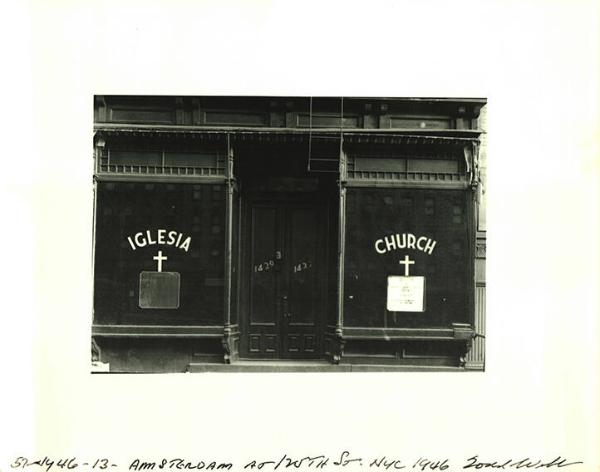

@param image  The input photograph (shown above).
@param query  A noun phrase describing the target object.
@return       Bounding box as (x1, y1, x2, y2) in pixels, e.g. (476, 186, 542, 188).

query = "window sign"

(137, 248, 184, 309)
(387, 276, 426, 312)
(139, 271, 180, 309)
(125, 231, 191, 309)
(374, 233, 437, 255)
(127, 229, 192, 252)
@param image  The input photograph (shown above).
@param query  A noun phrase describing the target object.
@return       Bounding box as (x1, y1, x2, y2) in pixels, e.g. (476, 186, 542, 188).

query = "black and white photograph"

(1, 1, 598, 471)
(91, 96, 487, 372)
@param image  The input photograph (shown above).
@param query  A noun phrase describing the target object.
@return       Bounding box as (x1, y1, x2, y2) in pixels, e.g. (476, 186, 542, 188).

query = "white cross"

(153, 250, 167, 272)
(399, 254, 414, 276)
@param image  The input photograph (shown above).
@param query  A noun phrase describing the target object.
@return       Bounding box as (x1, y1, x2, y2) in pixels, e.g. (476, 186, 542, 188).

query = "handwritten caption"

(9, 453, 583, 472)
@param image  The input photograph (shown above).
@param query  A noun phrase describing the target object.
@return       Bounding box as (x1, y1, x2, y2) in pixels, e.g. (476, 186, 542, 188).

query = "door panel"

(249, 206, 279, 325)
(244, 201, 325, 359)
(284, 207, 320, 357)
(248, 205, 280, 358)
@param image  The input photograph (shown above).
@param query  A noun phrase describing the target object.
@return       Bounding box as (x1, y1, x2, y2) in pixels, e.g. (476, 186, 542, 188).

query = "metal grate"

(97, 147, 226, 177)
(347, 154, 467, 183)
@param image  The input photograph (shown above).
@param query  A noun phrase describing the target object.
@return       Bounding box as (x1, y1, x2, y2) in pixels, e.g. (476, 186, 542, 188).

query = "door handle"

(281, 295, 289, 319)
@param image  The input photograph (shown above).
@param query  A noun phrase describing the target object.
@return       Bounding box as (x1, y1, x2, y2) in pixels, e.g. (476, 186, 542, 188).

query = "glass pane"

(110, 150, 162, 166)
(344, 188, 470, 328)
(408, 159, 459, 173)
(164, 151, 218, 168)
(93, 182, 225, 325)
(355, 158, 407, 172)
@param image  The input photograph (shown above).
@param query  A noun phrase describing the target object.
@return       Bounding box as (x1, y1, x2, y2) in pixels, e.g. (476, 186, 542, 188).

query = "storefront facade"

(91, 96, 486, 372)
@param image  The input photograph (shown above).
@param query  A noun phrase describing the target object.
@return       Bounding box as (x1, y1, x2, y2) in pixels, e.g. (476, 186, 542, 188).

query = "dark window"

(110, 150, 162, 166)
(344, 188, 470, 328)
(164, 151, 218, 168)
(93, 182, 225, 325)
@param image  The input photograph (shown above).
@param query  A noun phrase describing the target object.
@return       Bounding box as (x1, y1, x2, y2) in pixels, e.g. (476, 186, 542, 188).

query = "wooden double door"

(241, 199, 328, 359)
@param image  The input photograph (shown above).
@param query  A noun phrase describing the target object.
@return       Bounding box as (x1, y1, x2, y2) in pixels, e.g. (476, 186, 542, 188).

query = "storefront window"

(344, 188, 470, 328)
(93, 182, 225, 326)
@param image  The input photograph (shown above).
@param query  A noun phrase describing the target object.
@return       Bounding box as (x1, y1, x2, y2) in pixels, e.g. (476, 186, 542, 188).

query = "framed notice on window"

(387, 275, 426, 312)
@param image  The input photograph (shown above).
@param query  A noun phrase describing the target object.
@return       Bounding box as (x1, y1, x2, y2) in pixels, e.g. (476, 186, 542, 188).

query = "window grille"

(96, 147, 226, 177)
(347, 145, 467, 183)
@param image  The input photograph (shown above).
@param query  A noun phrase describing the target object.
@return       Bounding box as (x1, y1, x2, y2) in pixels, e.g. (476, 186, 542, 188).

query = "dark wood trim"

(203, 109, 270, 127)
(468, 180, 477, 329)
(93, 174, 227, 184)
(239, 195, 250, 356)
(92, 325, 226, 337)
(91, 180, 98, 318)
(337, 186, 346, 332)
(345, 180, 469, 189)
(341, 326, 473, 340)
(325, 148, 348, 365)
(343, 327, 455, 339)
(224, 137, 234, 328)
(94, 124, 483, 140)
(223, 137, 237, 363)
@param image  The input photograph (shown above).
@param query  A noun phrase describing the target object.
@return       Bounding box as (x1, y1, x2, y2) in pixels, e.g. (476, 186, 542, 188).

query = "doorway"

(234, 141, 337, 360)
(240, 198, 328, 359)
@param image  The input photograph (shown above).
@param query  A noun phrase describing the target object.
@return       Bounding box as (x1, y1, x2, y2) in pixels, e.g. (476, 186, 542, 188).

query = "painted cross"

(399, 254, 414, 276)
(153, 250, 168, 272)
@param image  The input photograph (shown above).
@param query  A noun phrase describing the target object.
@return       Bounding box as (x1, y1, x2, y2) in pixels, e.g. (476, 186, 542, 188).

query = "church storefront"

(91, 96, 486, 372)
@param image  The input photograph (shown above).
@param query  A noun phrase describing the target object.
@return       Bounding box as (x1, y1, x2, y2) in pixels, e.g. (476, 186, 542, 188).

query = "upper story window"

(94, 136, 227, 177)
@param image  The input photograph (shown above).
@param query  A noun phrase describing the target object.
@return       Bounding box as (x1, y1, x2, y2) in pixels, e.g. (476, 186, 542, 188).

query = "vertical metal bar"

(235, 181, 242, 323)
(467, 138, 486, 370)
(337, 148, 348, 334)
(222, 135, 236, 363)
(463, 140, 479, 368)
(308, 97, 313, 170)
(469, 187, 476, 328)
(91, 177, 98, 323)
(337, 188, 346, 332)
(91, 136, 102, 324)
(91, 171, 100, 363)
(471, 141, 480, 328)
(224, 135, 234, 329)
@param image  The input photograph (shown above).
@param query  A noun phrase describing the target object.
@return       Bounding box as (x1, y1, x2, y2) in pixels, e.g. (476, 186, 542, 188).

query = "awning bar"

(94, 125, 482, 143)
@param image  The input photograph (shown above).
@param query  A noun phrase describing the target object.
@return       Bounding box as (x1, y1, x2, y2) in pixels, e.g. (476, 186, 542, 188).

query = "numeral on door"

(293, 261, 312, 273)
(254, 260, 275, 272)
